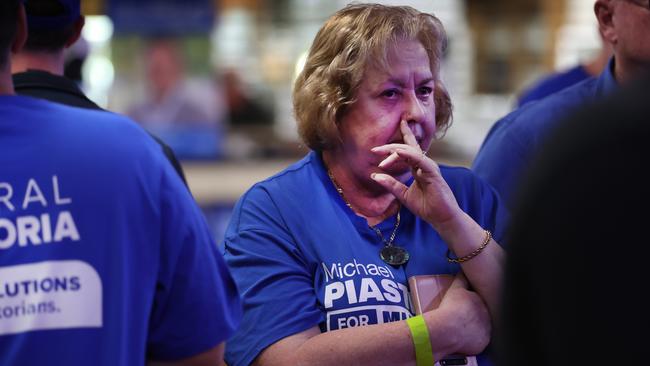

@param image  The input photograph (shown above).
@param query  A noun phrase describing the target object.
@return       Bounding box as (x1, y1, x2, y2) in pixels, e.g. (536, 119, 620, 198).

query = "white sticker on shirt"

(326, 304, 411, 331)
(0, 260, 102, 335)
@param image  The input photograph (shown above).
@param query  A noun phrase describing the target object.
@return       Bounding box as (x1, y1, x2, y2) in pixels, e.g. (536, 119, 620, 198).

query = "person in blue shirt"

(12, 0, 188, 185)
(0, 2, 241, 365)
(473, 0, 650, 209)
(516, 33, 612, 108)
(224, 4, 508, 366)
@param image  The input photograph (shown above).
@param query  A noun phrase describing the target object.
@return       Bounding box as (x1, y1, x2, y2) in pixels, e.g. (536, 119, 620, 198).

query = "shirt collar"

(595, 57, 619, 98)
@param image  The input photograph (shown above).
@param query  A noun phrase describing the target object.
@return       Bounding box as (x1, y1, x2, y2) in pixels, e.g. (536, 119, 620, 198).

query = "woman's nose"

(402, 92, 426, 123)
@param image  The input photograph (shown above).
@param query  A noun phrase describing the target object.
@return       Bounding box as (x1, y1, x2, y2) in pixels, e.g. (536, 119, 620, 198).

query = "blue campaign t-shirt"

(0, 96, 241, 364)
(472, 58, 619, 208)
(224, 151, 509, 366)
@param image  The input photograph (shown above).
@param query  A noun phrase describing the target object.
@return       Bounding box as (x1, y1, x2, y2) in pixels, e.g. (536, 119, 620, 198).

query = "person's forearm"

(434, 212, 506, 320)
(256, 316, 457, 366)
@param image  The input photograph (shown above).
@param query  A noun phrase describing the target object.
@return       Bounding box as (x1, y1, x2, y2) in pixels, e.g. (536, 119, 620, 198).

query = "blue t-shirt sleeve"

(223, 186, 323, 366)
(445, 167, 510, 245)
(147, 164, 242, 361)
(472, 174, 510, 245)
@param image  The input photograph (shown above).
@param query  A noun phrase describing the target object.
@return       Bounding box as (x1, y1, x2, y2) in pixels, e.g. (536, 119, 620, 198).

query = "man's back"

(0, 95, 240, 364)
(12, 69, 188, 184)
(472, 61, 617, 208)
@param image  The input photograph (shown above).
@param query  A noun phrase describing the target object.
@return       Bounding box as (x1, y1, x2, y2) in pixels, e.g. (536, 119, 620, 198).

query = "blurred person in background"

(222, 68, 274, 127)
(516, 31, 612, 108)
(499, 74, 650, 366)
(11, 0, 187, 184)
(223, 4, 508, 366)
(127, 37, 217, 130)
(0, 1, 241, 365)
(219, 68, 277, 159)
(472, 0, 650, 209)
(62, 31, 88, 86)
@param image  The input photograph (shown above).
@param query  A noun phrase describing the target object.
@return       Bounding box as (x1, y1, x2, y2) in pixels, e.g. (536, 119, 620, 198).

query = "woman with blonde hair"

(224, 4, 507, 365)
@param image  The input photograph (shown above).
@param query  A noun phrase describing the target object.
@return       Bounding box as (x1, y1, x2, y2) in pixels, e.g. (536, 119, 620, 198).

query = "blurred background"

(72, 0, 602, 243)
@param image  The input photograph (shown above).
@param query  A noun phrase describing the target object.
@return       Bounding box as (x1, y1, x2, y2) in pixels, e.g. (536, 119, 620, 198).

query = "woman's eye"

(381, 89, 399, 99)
(418, 87, 433, 97)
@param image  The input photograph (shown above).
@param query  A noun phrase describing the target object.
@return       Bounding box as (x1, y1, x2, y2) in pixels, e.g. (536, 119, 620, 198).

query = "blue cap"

(26, 0, 81, 30)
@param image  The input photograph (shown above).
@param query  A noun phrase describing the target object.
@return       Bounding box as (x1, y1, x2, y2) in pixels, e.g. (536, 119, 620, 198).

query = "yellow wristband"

(406, 315, 435, 366)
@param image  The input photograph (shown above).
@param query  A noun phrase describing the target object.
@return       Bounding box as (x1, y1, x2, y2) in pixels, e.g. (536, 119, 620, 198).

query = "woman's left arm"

(430, 211, 505, 322)
(371, 120, 506, 320)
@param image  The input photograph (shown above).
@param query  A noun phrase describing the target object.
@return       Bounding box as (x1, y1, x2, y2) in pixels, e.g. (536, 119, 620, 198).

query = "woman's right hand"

(423, 282, 492, 357)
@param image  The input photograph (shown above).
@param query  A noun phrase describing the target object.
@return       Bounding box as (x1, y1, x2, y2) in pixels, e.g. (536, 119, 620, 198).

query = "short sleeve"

(147, 165, 242, 361)
(444, 167, 510, 246)
(223, 186, 323, 366)
(473, 174, 510, 245)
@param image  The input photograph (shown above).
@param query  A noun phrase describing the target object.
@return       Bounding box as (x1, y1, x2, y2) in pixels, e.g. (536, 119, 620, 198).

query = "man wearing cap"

(472, 0, 650, 208)
(0, 1, 242, 364)
(11, 0, 188, 184)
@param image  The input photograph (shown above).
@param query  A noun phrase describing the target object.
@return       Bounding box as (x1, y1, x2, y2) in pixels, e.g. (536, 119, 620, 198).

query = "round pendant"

(380, 245, 410, 266)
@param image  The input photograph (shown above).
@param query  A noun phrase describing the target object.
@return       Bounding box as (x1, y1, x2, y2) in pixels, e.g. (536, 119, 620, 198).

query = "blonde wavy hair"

(293, 3, 453, 152)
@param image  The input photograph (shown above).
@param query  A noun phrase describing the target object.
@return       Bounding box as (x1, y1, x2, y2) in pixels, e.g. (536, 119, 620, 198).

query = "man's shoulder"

(39, 96, 132, 126)
(4, 95, 149, 147)
(502, 77, 600, 136)
(13, 70, 102, 110)
(517, 65, 590, 106)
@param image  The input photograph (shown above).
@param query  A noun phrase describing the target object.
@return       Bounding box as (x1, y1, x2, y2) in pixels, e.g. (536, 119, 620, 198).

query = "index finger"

(400, 120, 419, 148)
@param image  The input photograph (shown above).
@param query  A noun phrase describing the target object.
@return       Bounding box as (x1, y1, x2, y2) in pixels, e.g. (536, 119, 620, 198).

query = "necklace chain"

(327, 170, 401, 247)
(370, 211, 400, 247)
